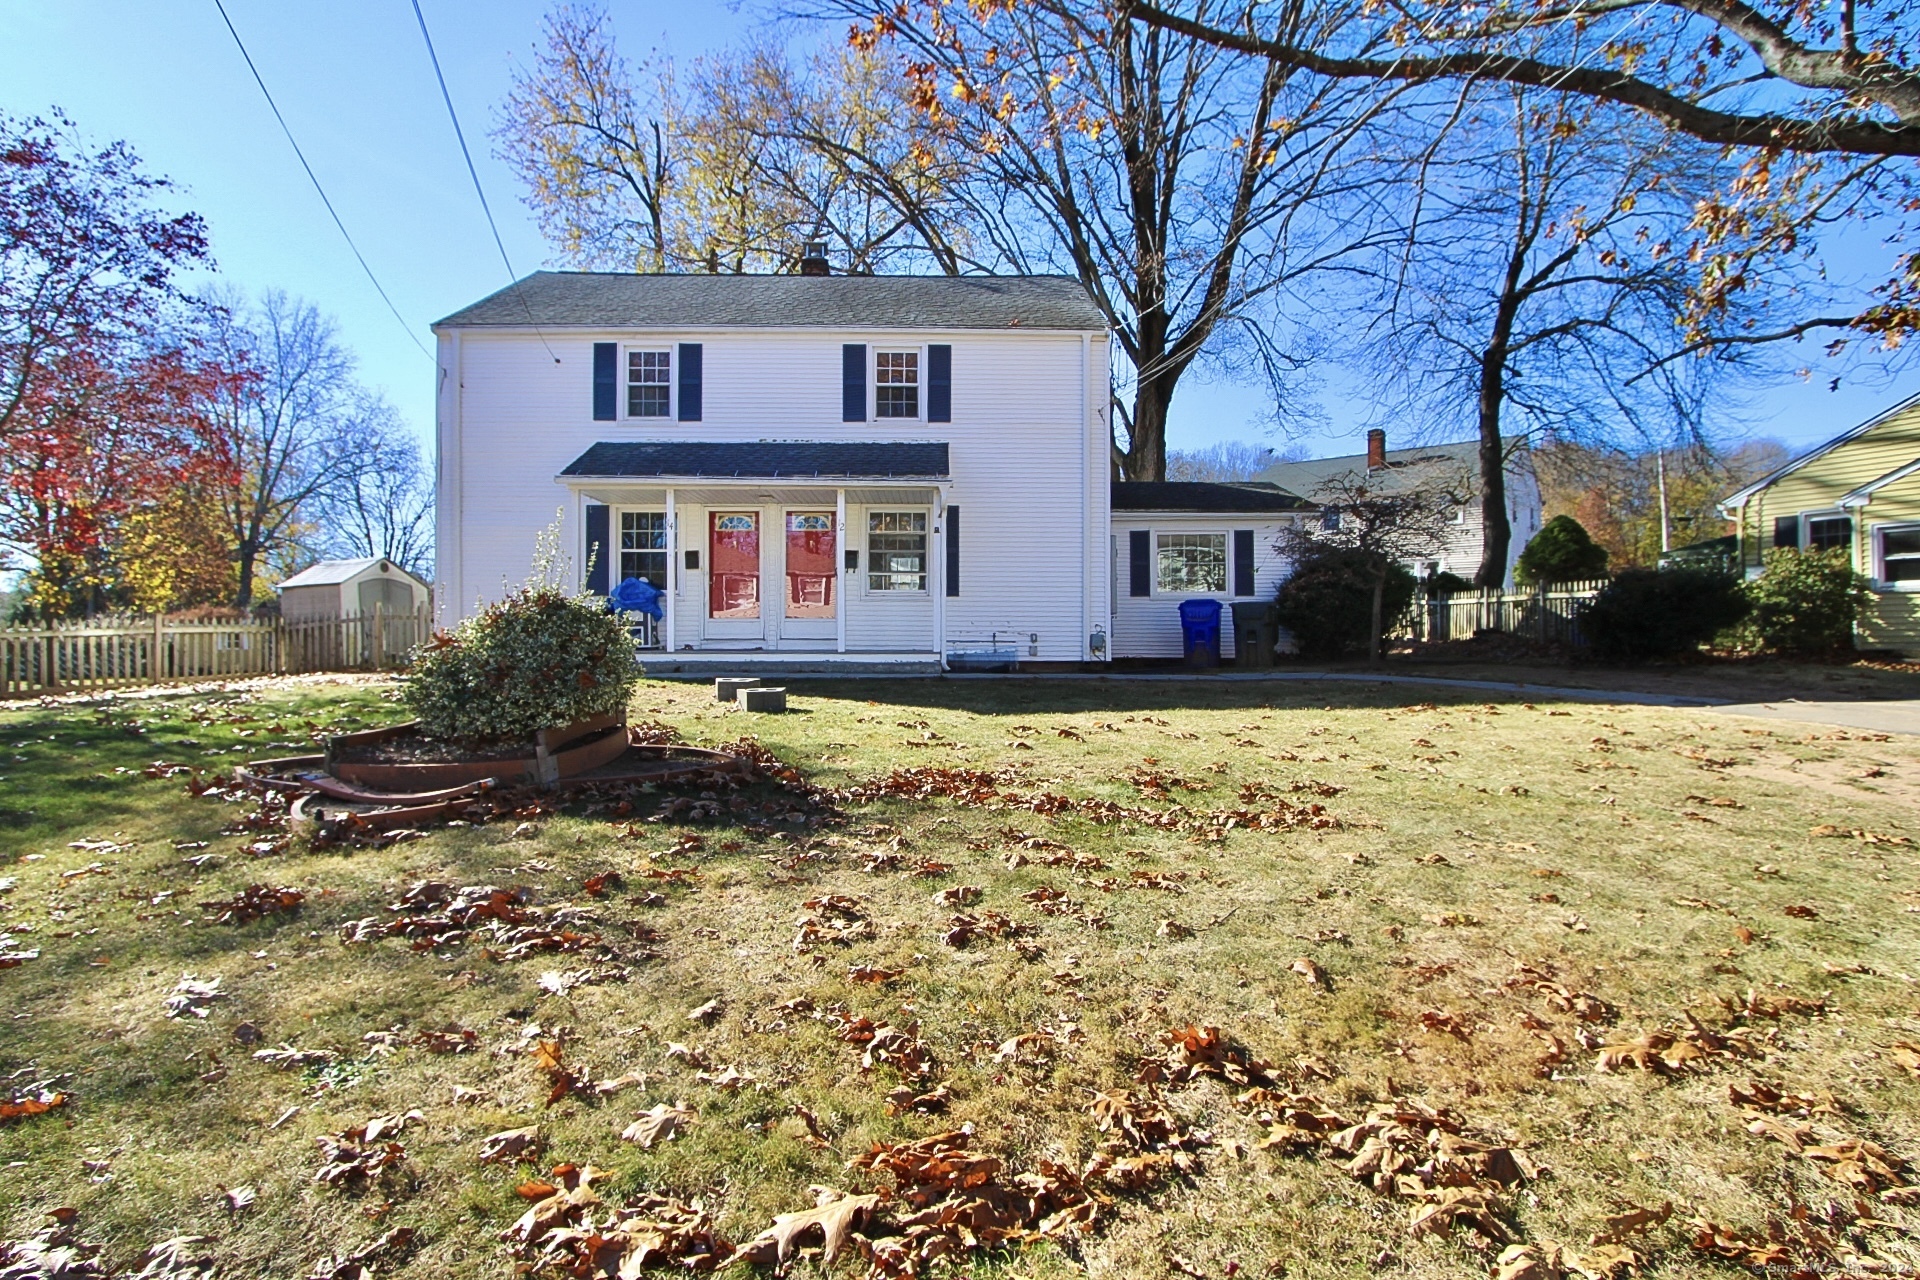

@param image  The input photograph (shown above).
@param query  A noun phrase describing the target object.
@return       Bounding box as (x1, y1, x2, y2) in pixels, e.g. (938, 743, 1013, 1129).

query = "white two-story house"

(433, 267, 1118, 673)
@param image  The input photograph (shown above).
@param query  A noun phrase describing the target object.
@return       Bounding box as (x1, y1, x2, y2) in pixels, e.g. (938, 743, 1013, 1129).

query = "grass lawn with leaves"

(2, 674, 1918, 1279)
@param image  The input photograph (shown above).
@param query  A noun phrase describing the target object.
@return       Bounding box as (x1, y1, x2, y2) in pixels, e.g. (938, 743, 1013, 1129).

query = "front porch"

(635, 650, 943, 678)
(561, 440, 953, 666)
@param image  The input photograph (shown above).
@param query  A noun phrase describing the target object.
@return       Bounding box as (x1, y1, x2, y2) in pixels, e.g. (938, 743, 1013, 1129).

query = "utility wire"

(212, 0, 433, 362)
(408, 0, 559, 363)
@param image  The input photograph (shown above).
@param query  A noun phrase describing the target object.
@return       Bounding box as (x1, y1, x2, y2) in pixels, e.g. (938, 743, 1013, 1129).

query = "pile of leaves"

(313, 1111, 421, 1189)
(338, 881, 646, 964)
(311, 1113, 420, 1189)
(792, 894, 876, 954)
(840, 767, 1340, 839)
(199, 884, 303, 925)
(1592, 994, 1825, 1076)
(502, 1165, 734, 1276)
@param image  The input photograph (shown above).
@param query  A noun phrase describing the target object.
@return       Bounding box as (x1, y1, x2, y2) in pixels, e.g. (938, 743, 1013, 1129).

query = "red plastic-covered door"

(708, 512, 760, 619)
(784, 512, 835, 621)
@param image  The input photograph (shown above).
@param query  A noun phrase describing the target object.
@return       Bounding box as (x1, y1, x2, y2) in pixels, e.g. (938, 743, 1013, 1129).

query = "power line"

(408, 0, 559, 363)
(212, 0, 433, 362)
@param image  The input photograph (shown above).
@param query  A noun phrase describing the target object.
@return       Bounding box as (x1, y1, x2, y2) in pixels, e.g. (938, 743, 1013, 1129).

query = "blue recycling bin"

(1178, 598, 1223, 667)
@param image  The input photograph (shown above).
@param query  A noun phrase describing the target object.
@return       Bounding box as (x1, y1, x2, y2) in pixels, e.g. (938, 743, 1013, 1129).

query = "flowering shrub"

(402, 586, 640, 744)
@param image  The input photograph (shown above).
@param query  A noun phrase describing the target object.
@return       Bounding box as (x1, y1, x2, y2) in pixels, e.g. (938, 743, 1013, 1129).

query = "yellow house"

(1720, 392, 1920, 654)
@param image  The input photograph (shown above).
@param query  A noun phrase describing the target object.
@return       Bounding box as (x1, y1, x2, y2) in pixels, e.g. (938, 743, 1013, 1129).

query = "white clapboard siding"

(1109, 515, 1297, 660)
(440, 328, 1110, 662)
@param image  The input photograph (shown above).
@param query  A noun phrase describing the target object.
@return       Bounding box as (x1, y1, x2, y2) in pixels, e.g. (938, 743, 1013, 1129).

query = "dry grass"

(2, 674, 1918, 1279)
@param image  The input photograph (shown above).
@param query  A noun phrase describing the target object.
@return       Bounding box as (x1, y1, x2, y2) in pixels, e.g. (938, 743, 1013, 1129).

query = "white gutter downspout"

(933, 484, 948, 670)
(835, 488, 847, 654)
(664, 487, 677, 654)
(1080, 331, 1090, 664)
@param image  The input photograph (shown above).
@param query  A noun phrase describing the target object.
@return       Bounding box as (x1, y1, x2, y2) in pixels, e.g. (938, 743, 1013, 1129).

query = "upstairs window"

(1156, 533, 1226, 594)
(1880, 526, 1920, 584)
(868, 511, 927, 591)
(875, 351, 919, 418)
(1806, 515, 1852, 553)
(1321, 506, 1341, 532)
(627, 350, 670, 417)
(620, 511, 668, 583)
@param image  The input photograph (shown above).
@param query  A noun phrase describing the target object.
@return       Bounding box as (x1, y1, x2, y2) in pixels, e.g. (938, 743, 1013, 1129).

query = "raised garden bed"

(326, 711, 629, 789)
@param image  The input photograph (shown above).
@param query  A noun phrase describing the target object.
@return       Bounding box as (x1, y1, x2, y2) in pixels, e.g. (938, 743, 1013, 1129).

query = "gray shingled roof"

(436, 272, 1108, 331)
(1255, 440, 1480, 499)
(560, 441, 950, 481)
(1111, 481, 1307, 513)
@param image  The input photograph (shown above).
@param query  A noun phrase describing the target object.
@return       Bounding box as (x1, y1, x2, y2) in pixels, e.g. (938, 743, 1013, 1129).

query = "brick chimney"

(799, 240, 831, 276)
(1366, 428, 1386, 470)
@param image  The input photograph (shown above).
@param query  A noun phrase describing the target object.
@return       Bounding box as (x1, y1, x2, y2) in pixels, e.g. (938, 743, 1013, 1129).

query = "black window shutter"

(1773, 515, 1799, 549)
(928, 344, 952, 422)
(946, 505, 960, 596)
(592, 343, 617, 421)
(677, 343, 702, 421)
(1233, 529, 1255, 596)
(842, 344, 867, 421)
(1129, 529, 1151, 597)
(585, 504, 610, 594)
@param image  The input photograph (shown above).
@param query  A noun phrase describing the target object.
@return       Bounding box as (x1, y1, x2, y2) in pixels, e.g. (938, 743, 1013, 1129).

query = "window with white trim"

(867, 511, 927, 591)
(1156, 533, 1226, 594)
(1879, 525, 1920, 586)
(627, 349, 670, 417)
(619, 511, 668, 583)
(875, 351, 919, 418)
(1806, 514, 1852, 553)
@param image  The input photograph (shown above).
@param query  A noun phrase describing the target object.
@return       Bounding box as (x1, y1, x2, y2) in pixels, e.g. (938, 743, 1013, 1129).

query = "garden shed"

(277, 557, 430, 621)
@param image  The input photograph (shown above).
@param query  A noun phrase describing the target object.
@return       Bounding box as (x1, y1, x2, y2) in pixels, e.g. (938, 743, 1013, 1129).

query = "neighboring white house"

(1109, 482, 1308, 660)
(1255, 430, 1542, 588)
(433, 268, 1114, 673)
(277, 557, 430, 622)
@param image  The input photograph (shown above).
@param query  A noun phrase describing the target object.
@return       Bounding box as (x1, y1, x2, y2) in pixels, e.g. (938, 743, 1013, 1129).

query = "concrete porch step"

(638, 653, 943, 678)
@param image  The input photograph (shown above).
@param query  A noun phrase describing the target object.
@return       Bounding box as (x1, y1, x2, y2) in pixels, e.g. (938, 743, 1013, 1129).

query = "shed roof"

(277, 558, 383, 588)
(560, 441, 951, 481)
(1111, 481, 1308, 513)
(436, 272, 1109, 332)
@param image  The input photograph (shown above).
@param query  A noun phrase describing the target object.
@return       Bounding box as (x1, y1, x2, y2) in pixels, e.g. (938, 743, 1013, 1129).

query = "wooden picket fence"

(0, 607, 434, 699)
(1400, 579, 1609, 649)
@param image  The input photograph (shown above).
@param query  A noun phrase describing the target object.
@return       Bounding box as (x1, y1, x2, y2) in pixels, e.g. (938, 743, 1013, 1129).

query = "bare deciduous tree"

(1356, 91, 1754, 585)
(198, 290, 389, 608)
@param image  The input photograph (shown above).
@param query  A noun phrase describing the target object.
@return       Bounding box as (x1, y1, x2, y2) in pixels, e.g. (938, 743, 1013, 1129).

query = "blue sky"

(2, 0, 1912, 465)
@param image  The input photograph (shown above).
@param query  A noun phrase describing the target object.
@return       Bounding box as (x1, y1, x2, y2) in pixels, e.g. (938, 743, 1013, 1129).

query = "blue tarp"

(608, 576, 664, 619)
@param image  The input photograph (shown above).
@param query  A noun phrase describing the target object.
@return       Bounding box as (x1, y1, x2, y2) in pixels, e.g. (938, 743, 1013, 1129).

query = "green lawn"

(2, 675, 1917, 1279)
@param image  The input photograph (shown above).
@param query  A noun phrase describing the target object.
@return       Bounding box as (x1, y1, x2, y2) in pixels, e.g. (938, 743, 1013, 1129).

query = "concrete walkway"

(946, 669, 1920, 735)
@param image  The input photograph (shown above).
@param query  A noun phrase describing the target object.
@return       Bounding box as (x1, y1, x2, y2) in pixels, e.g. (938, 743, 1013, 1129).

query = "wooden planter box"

(327, 710, 628, 790)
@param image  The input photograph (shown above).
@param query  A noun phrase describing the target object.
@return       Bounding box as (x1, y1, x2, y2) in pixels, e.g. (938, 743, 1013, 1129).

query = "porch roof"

(559, 440, 949, 482)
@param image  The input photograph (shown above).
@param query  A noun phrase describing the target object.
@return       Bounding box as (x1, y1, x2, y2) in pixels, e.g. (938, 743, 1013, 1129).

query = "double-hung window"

(619, 512, 668, 583)
(627, 349, 670, 417)
(1156, 533, 1226, 594)
(1806, 514, 1852, 553)
(868, 511, 927, 591)
(1880, 525, 1920, 586)
(875, 351, 919, 418)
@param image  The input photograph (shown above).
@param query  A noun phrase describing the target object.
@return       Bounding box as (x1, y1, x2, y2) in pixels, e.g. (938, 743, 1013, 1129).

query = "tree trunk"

(1124, 364, 1176, 481)
(234, 540, 257, 610)
(1473, 302, 1520, 587)
(1368, 569, 1385, 667)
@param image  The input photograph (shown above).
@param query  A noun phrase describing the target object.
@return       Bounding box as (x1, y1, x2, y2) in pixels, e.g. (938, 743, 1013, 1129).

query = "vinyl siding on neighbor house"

(1727, 395, 1920, 654)
(436, 326, 1110, 662)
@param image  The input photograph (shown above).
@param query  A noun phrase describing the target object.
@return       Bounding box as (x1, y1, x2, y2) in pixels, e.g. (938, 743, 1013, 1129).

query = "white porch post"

(933, 486, 947, 667)
(835, 488, 847, 654)
(664, 488, 677, 653)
